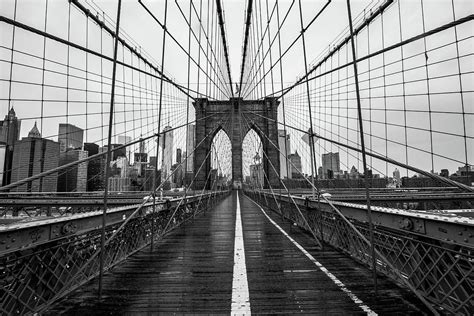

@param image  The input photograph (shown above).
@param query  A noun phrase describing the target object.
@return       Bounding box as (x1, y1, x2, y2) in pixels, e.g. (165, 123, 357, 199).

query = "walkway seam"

(231, 191, 251, 315)
(245, 194, 377, 316)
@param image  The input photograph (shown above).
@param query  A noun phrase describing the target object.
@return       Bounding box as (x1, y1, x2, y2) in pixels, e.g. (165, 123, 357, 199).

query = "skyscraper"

(84, 142, 103, 191)
(58, 123, 84, 152)
(288, 151, 302, 179)
(58, 149, 88, 192)
(278, 129, 291, 178)
(185, 125, 195, 173)
(100, 144, 127, 161)
(322, 152, 340, 179)
(249, 163, 264, 188)
(161, 126, 174, 182)
(393, 168, 401, 187)
(139, 137, 146, 154)
(117, 135, 132, 161)
(0, 143, 5, 186)
(176, 148, 182, 164)
(0, 107, 21, 186)
(11, 122, 59, 192)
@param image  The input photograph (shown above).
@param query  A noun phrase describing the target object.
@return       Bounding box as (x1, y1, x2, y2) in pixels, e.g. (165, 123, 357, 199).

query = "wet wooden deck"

(46, 191, 428, 314)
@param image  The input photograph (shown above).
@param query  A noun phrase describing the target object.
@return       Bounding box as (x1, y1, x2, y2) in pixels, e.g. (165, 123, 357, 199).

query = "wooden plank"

(46, 192, 429, 314)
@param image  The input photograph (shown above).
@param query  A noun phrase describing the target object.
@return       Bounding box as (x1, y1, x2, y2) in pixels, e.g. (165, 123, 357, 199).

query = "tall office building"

(84, 142, 103, 191)
(249, 163, 264, 188)
(58, 123, 83, 152)
(117, 135, 132, 161)
(139, 137, 146, 154)
(288, 151, 302, 179)
(0, 107, 21, 186)
(185, 125, 195, 173)
(134, 138, 147, 176)
(11, 122, 59, 192)
(322, 152, 340, 179)
(176, 148, 182, 164)
(149, 156, 157, 168)
(160, 126, 174, 182)
(278, 129, 291, 179)
(58, 150, 88, 192)
(393, 168, 401, 187)
(99, 144, 126, 161)
(0, 143, 5, 186)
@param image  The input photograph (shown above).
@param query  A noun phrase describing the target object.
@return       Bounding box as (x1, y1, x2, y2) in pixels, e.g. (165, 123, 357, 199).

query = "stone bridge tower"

(193, 97, 280, 189)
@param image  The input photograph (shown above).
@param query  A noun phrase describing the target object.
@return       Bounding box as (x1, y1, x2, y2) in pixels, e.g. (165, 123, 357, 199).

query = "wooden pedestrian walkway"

(46, 191, 428, 314)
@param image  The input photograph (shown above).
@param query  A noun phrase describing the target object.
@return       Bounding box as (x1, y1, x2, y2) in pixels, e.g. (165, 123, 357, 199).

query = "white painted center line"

(246, 195, 377, 316)
(231, 191, 251, 315)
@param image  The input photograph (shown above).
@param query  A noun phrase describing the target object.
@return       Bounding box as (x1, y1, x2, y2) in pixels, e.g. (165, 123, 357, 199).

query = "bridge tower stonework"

(193, 97, 280, 189)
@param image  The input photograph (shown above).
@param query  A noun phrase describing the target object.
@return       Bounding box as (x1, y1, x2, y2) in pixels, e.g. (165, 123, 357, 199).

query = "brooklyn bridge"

(0, 0, 472, 314)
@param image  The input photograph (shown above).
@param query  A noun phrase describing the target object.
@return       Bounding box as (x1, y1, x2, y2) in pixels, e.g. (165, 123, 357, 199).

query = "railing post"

(99, 0, 122, 299)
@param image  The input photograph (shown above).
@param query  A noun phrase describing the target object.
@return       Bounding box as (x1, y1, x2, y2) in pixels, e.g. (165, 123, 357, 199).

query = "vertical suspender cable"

(4, 0, 17, 187)
(297, 0, 317, 199)
(183, 0, 192, 201)
(450, 0, 469, 184)
(40, 0, 48, 136)
(99, 0, 122, 298)
(216, 0, 234, 97)
(345, 0, 377, 294)
(239, 0, 253, 98)
(153, 0, 169, 250)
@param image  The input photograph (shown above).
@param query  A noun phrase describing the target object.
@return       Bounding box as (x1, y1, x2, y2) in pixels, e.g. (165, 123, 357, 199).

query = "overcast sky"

(1, 0, 472, 180)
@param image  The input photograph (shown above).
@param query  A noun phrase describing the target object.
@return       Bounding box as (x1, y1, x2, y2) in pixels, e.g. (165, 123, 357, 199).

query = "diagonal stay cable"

(161, 116, 231, 234)
(174, 0, 231, 97)
(244, 0, 332, 99)
(138, 0, 229, 99)
(53, 116, 230, 301)
(0, 114, 218, 192)
(240, 112, 323, 249)
(276, 12, 474, 99)
(242, 110, 473, 193)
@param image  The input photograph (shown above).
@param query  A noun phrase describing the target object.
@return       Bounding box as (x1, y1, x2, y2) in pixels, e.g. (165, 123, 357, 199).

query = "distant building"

(100, 144, 126, 161)
(176, 148, 182, 164)
(288, 151, 302, 179)
(456, 165, 472, 176)
(84, 142, 103, 191)
(171, 163, 183, 187)
(249, 163, 263, 188)
(278, 129, 291, 179)
(58, 150, 88, 192)
(58, 123, 83, 152)
(134, 152, 147, 176)
(117, 135, 132, 145)
(350, 166, 359, 179)
(393, 168, 401, 187)
(185, 125, 195, 173)
(0, 142, 6, 186)
(115, 156, 129, 178)
(161, 126, 174, 182)
(149, 156, 157, 168)
(142, 167, 158, 191)
(0, 107, 21, 186)
(139, 138, 146, 154)
(322, 152, 340, 179)
(11, 122, 59, 192)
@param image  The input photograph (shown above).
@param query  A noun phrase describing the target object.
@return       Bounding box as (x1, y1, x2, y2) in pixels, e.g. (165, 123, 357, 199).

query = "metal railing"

(245, 190, 473, 315)
(0, 191, 230, 315)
